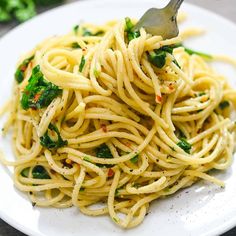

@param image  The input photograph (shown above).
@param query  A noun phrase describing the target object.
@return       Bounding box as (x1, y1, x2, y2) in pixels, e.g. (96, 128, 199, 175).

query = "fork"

(133, 0, 184, 39)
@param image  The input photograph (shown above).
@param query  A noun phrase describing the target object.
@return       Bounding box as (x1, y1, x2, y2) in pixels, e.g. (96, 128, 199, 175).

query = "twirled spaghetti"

(0, 18, 236, 228)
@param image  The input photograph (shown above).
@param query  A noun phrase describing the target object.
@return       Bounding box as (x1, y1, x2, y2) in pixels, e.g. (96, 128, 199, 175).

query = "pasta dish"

(0, 17, 236, 228)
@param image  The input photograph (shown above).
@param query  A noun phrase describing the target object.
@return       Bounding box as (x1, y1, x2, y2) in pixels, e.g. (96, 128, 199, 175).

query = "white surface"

(1, 0, 236, 235)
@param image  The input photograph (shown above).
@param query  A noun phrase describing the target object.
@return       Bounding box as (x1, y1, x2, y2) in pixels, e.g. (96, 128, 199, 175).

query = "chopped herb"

(82, 29, 93, 36)
(173, 43, 212, 59)
(162, 45, 181, 68)
(15, 55, 34, 83)
(125, 17, 133, 31)
(71, 42, 81, 49)
(197, 109, 203, 113)
(83, 156, 91, 162)
(198, 92, 206, 96)
(94, 69, 100, 78)
(79, 56, 86, 72)
(164, 187, 170, 192)
(21, 167, 30, 177)
(80, 187, 85, 192)
(173, 59, 181, 68)
(132, 183, 142, 188)
(177, 138, 191, 154)
(21, 65, 62, 110)
(130, 154, 139, 164)
(96, 144, 114, 168)
(73, 25, 79, 34)
(119, 150, 128, 156)
(184, 47, 213, 60)
(125, 17, 140, 42)
(115, 187, 123, 197)
(219, 101, 230, 110)
(148, 50, 166, 68)
(178, 130, 186, 139)
(82, 28, 104, 36)
(128, 31, 140, 42)
(148, 43, 212, 68)
(93, 30, 104, 36)
(148, 45, 180, 69)
(112, 217, 118, 223)
(32, 165, 50, 179)
(96, 144, 113, 158)
(40, 123, 68, 150)
(161, 45, 175, 54)
(115, 188, 119, 197)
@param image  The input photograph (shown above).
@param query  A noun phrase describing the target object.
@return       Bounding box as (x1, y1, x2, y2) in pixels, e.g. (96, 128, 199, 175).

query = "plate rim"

(0, 0, 236, 235)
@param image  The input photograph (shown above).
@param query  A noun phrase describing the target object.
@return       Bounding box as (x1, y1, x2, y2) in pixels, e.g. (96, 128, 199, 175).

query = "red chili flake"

(29, 61, 33, 67)
(125, 142, 131, 148)
(156, 95, 162, 104)
(197, 129, 202, 134)
(108, 168, 114, 177)
(168, 83, 174, 91)
(20, 65, 27, 72)
(101, 124, 107, 132)
(34, 93, 41, 102)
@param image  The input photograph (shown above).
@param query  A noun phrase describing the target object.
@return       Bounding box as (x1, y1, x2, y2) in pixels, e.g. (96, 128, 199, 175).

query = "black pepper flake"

(32, 202, 36, 207)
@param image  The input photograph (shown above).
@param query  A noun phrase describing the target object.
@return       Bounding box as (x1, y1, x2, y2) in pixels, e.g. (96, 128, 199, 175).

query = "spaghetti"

(0, 18, 236, 228)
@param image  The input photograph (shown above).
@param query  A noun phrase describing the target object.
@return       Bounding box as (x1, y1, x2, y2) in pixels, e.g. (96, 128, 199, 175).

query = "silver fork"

(133, 0, 184, 39)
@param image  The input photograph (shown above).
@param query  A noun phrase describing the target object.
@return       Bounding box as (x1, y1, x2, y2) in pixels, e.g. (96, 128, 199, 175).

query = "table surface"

(0, 0, 236, 235)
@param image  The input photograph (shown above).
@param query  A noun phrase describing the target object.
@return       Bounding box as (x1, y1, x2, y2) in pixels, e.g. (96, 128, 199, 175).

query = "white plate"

(1, 0, 236, 235)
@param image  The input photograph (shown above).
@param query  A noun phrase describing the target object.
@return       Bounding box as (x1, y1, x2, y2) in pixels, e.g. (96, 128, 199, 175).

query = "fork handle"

(166, 0, 184, 13)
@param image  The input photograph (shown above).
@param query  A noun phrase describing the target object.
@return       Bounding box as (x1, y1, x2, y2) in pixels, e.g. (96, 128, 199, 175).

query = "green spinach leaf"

(21, 65, 62, 110)
(40, 124, 68, 150)
(177, 138, 191, 154)
(96, 144, 114, 168)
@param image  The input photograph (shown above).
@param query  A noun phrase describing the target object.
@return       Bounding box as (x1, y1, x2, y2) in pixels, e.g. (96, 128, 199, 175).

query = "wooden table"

(0, 0, 235, 235)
